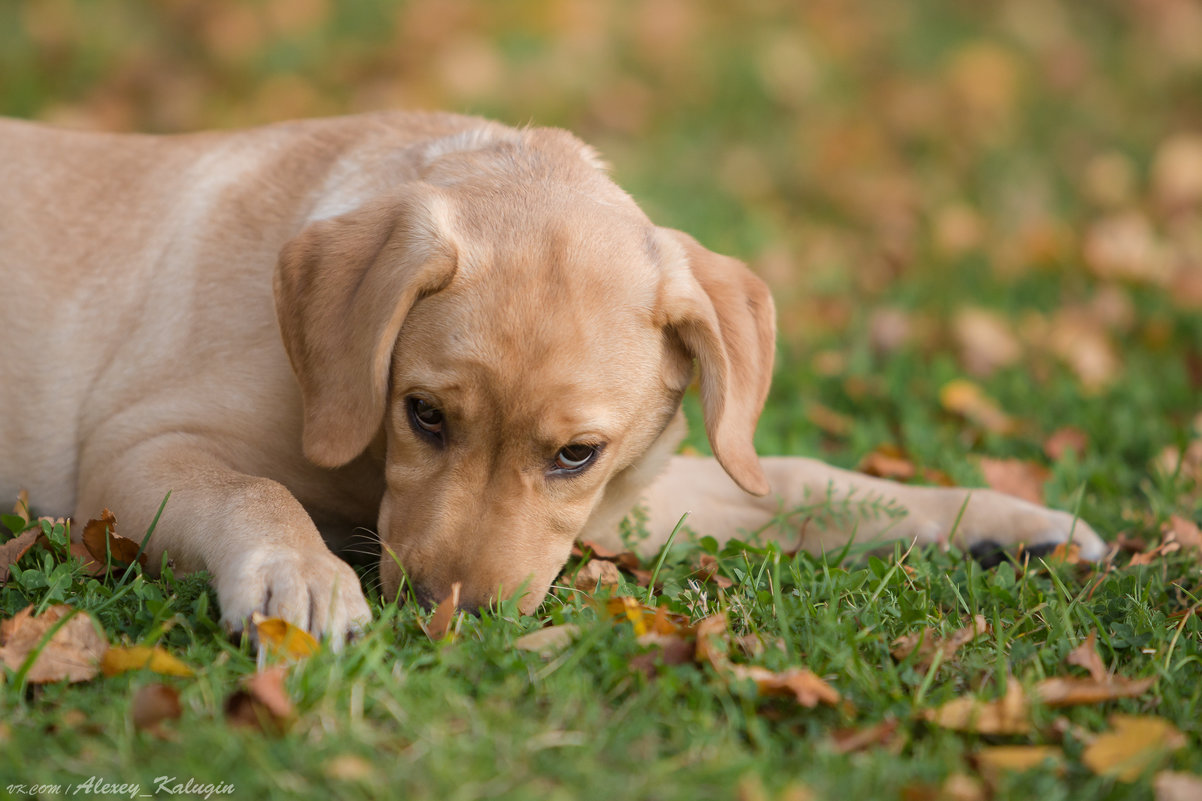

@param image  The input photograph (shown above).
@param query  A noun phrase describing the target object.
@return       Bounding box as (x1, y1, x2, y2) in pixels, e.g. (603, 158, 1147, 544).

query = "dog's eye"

(553, 443, 599, 473)
(408, 397, 445, 442)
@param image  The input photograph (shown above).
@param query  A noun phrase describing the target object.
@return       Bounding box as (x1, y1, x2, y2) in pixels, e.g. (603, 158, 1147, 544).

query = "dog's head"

(274, 128, 775, 612)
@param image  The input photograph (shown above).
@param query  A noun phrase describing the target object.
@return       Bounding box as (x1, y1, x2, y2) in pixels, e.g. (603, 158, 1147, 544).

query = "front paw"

(214, 548, 372, 647)
(951, 491, 1108, 562)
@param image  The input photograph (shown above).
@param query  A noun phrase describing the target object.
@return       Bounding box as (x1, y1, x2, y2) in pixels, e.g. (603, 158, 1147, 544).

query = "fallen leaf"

(829, 718, 901, 754)
(1044, 427, 1089, 461)
(630, 632, 697, 676)
(1083, 212, 1172, 285)
(1152, 133, 1202, 209)
(973, 745, 1063, 780)
(102, 645, 195, 678)
(131, 683, 182, 735)
(0, 604, 108, 683)
(806, 401, 854, 437)
(953, 307, 1022, 377)
(1155, 772, 1202, 801)
(12, 489, 31, 524)
(1033, 675, 1156, 706)
(922, 680, 1030, 734)
(1065, 631, 1106, 683)
(939, 379, 1017, 435)
(569, 559, 622, 591)
(251, 613, 321, 661)
(693, 553, 734, 588)
(420, 582, 461, 641)
(81, 509, 146, 568)
(858, 444, 955, 486)
(1083, 715, 1186, 782)
(225, 665, 293, 733)
(604, 596, 689, 637)
(892, 615, 988, 671)
(979, 457, 1049, 505)
(0, 527, 40, 584)
(514, 624, 580, 657)
(1163, 515, 1202, 553)
(323, 753, 375, 783)
(573, 540, 641, 571)
(730, 664, 841, 708)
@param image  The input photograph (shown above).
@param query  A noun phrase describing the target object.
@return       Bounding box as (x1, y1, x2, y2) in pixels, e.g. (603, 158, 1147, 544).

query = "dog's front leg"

(75, 438, 371, 643)
(641, 455, 1107, 559)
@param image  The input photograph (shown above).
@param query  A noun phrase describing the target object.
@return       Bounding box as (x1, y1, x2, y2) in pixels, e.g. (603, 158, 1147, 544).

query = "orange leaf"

(101, 645, 194, 677)
(225, 665, 294, 733)
(973, 745, 1063, 780)
(939, 379, 1017, 435)
(731, 664, 840, 708)
(131, 683, 182, 735)
(252, 613, 320, 661)
(81, 509, 147, 568)
(420, 582, 461, 641)
(603, 596, 689, 637)
(0, 604, 107, 683)
(1083, 715, 1185, 782)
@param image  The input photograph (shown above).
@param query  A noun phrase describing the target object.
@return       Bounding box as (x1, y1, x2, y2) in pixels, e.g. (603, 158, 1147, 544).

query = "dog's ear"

(275, 191, 458, 467)
(658, 229, 776, 496)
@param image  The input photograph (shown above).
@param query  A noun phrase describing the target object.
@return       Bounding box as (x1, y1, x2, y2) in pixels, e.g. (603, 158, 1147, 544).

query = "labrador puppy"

(0, 112, 1106, 640)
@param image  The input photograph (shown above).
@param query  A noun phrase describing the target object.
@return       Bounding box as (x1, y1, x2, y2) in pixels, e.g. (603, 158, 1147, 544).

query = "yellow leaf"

(1083, 715, 1186, 782)
(252, 613, 320, 660)
(922, 680, 1030, 734)
(514, 624, 580, 657)
(974, 745, 1063, 780)
(939, 379, 1017, 435)
(101, 645, 194, 677)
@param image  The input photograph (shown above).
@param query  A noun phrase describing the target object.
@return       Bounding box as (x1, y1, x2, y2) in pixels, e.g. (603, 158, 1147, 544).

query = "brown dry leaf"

(225, 665, 294, 733)
(514, 624, 580, 657)
(1044, 427, 1089, 461)
(939, 379, 1018, 435)
(1153, 133, 1202, 209)
(1033, 675, 1156, 707)
(922, 679, 1030, 734)
(1083, 212, 1172, 285)
(131, 683, 182, 735)
(570, 559, 622, 591)
(323, 753, 376, 783)
(81, 509, 146, 568)
(251, 612, 321, 662)
(630, 632, 697, 676)
(1163, 515, 1202, 553)
(0, 527, 40, 585)
(574, 540, 641, 571)
(1065, 631, 1106, 682)
(953, 307, 1022, 378)
(806, 401, 854, 438)
(693, 613, 731, 670)
(102, 645, 194, 678)
(978, 457, 1050, 505)
(829, 718, 901, 754)
(730, 664, 841, 708)
(1047, 308, 1123, 392)
(693, 553, 734, 589)
(1155, 772, 1202, 801)
(973, 745, 1063, 780)
(892, 615, 988, 671)
(859, 444, 918, 482)
(0, 604, 108, 683)
(1082, 715, 1186, 782)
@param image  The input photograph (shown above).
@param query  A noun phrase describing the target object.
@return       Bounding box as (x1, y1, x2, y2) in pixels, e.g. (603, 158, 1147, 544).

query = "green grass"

(3, 0, 1201, 798)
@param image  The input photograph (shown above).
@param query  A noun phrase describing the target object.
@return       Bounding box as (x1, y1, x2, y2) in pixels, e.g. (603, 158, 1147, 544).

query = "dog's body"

(0, 112, 1105, 639)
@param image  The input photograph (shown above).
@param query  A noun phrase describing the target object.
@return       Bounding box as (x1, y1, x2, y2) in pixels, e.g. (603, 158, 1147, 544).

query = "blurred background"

(3, 0, 1200, 524)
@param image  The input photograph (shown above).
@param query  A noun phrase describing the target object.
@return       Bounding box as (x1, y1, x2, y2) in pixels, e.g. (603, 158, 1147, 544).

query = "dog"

(0, 112, 1106, 641)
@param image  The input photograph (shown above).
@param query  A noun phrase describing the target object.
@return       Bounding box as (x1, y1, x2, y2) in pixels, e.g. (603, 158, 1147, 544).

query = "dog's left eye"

(553, 443, 599, 473)
(407, 396, 446, 444)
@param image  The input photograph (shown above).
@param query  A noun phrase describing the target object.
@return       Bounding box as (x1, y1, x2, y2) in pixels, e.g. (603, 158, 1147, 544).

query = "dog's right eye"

(407, 396, 445, 444)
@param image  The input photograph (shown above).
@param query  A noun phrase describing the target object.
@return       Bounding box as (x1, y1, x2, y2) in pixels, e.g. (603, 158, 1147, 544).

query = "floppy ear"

(274, 190, 458, 467)
(658, 229, 776, 496)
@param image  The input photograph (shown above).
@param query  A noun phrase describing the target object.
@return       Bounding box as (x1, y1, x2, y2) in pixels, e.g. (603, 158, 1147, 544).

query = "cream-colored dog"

(0, 112, 1105, 640)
